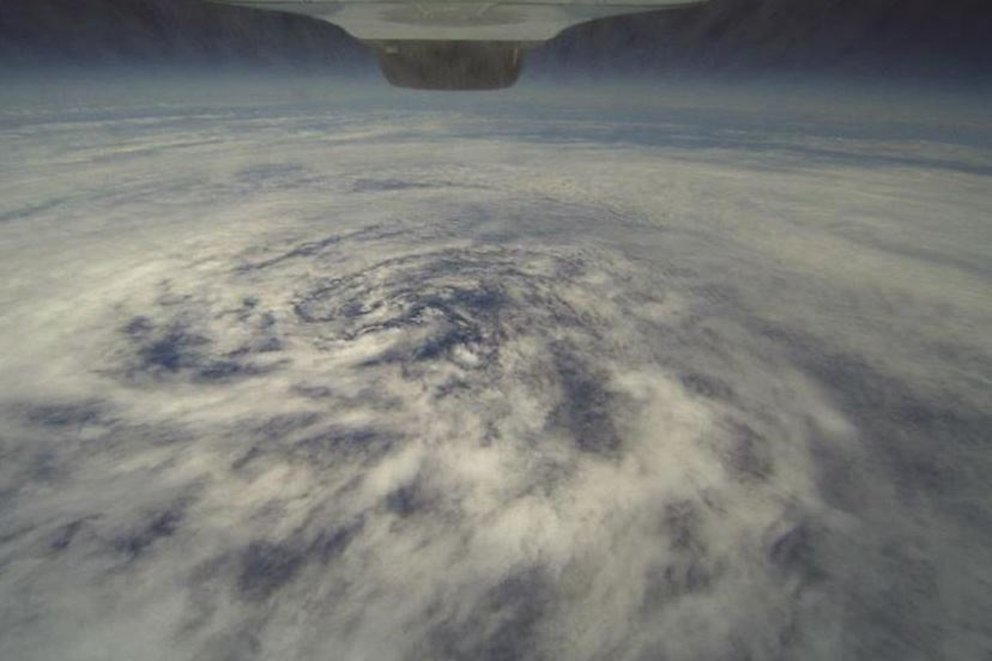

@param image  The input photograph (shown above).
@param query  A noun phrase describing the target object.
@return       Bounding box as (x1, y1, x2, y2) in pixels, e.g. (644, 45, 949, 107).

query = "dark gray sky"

(1, 0, 990, 76)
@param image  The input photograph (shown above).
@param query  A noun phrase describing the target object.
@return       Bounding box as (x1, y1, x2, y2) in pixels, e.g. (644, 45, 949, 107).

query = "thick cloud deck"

(0, 79, 990, 661)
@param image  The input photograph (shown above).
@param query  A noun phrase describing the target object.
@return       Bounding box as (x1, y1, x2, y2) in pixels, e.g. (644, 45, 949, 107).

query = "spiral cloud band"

(1, 80, 989, 660)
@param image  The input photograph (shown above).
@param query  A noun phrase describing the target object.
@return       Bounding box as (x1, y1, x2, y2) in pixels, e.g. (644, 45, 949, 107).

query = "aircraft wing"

(209, 0, 708, 89)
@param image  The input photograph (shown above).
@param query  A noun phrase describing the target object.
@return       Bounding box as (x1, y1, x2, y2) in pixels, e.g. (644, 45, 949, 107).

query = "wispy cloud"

(0, 78, 989, 661)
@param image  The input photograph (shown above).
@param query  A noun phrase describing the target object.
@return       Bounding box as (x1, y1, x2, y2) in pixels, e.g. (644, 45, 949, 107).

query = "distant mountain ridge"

(1, 0, 990, 75)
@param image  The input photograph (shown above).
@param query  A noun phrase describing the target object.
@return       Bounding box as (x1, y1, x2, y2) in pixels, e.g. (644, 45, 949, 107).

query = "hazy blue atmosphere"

(1, 1, 990, 660)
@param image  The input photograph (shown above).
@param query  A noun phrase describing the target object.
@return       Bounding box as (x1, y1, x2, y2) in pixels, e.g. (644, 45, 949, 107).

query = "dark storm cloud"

(352, 178, 439, 193)
(420, 567, 554, 661)
(236, 163, 327, 191)
(22, 399, 107, 428)
(547, 348, 623, 457)
(112, 502, 187, 561)
(113, 291, 288, 384)
(1, 0, 989, 75)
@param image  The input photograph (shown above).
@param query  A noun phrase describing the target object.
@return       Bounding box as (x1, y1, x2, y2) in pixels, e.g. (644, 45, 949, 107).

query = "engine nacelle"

(209, 0, 707, 89)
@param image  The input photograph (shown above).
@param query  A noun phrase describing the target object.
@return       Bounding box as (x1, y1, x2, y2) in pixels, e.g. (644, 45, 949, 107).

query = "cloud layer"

(0, 79, 990, 661)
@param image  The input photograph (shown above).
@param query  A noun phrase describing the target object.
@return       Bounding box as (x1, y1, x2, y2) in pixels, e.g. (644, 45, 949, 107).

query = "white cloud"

(1, 75, 989, 661)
